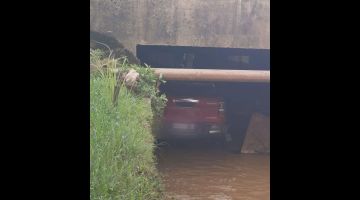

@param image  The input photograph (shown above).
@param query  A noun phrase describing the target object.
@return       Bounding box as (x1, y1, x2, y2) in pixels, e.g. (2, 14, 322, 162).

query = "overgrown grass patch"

(90, 49, 165, 200)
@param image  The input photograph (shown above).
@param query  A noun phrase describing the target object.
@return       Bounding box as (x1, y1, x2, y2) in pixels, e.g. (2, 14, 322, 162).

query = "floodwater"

(156, 138, 270, 200)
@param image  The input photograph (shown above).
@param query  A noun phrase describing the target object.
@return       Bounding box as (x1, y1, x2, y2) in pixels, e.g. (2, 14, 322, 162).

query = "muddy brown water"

(156, 138, 269, 200)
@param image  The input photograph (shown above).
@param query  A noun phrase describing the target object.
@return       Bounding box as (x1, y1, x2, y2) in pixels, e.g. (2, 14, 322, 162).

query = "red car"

(159, 95, 227, 138)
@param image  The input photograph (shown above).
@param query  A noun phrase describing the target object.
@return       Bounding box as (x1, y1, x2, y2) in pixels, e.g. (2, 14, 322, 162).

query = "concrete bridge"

(90, 0, 269, 54)
(91, 0, 270, 153)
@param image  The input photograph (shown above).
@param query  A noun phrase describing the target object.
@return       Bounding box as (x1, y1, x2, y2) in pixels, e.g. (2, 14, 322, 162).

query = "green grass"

(90, 49, 165, 200)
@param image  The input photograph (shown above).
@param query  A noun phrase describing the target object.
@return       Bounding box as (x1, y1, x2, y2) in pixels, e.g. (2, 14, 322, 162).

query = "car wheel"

(224, 131, 239, 153)
(224, 125, 242, 154)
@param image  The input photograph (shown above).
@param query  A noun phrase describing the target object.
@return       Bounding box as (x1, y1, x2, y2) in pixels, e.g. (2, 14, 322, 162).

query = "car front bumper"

(158, 122, 226, 139)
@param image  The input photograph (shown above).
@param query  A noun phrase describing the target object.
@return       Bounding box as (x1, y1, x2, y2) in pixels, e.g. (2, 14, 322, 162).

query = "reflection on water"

(157, 139, 269, 200)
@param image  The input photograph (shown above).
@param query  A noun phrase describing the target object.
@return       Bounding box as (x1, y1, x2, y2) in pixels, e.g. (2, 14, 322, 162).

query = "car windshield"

(160, 81, 218, 97)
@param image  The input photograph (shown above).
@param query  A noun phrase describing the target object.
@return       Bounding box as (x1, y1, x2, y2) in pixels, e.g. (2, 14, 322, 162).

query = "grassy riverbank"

(90, 49, 166, 199)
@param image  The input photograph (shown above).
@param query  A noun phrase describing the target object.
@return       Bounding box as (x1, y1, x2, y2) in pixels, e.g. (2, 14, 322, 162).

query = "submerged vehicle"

(160, 96, 226, 138)
(158, 82, 229, 140)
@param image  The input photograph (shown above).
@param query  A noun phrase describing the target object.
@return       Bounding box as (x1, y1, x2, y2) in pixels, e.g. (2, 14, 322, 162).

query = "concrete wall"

(90, 0, 270, 54)
(241, 112, 270, 153)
